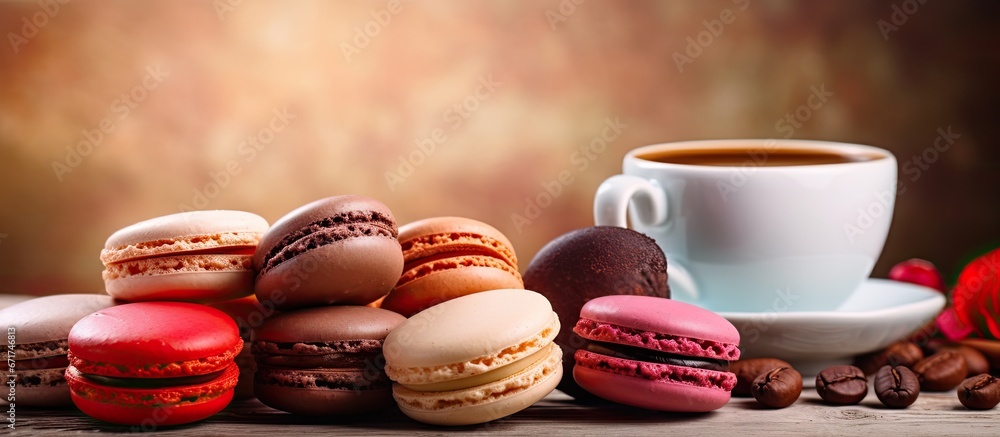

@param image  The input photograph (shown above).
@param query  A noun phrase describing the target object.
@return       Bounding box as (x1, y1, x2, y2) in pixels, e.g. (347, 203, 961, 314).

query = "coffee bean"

(874, 365, 920, 408)
(731, 358, 792, 397)
(912, 350, 967, 391)
(957, 374, 1000, 410)
(751, 367, 802, 408)
(854, 340, 924, 375)
(816, 365, 868, 405)
(923, 340, 991, 377)
(952, 346, 991, 376)
(961, 339, 1000, 372)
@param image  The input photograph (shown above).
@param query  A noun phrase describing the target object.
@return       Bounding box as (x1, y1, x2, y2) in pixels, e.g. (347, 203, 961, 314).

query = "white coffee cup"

(594, 139, 897, 312)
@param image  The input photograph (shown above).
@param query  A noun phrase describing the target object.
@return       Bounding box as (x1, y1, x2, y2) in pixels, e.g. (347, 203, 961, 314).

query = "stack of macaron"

(247, 195, 407, 416)
(248, 198, 537, 421)
(53, 210, 273, 426)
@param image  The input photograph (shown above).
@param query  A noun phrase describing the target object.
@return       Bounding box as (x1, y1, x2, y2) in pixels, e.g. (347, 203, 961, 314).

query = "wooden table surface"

(15, 388, 1000, 436)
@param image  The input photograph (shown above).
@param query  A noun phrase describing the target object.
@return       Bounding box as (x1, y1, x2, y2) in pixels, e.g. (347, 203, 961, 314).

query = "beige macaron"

(383, 289, 562, 426)
(101, 210, 268, 302)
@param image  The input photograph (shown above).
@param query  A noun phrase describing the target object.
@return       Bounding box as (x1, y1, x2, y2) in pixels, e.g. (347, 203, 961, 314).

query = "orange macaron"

(380, 217, 523, 317)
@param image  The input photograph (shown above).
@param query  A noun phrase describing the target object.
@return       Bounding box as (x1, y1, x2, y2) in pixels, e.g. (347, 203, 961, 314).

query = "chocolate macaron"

(523, 226, 669, 399)
(252, 306, 405, 415)
(253, 195, 404, 310)
(0, 294, 117, 407)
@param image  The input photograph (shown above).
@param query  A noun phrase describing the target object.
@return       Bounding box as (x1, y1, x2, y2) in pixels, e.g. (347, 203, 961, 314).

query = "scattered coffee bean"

(816, 365, 868, 405)
(912, 350, 967, 391)
(731, 358, 792, 397)
(751, 366, 801, 408)
(922, 339, 991, 377)
(874, 365, 920, 408)
(961, 339, 1000, 372)
(957, 374, 1000, 410)
(854, 340, 924, 375)
(952, 346, 991, 376)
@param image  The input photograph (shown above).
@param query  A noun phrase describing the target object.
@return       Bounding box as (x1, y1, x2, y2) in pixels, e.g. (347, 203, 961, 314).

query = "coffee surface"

(638, 148, 882, 167)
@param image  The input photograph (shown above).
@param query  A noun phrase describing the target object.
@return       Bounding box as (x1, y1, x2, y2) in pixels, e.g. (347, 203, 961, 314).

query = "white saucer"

(718, 278, 946, 381)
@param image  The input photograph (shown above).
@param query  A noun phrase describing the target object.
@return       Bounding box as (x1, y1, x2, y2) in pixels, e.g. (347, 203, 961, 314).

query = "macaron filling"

(256, 366, 390, 391)
(583, 342, 730, 372)
(257, 211, 398, 277)
(574, 349, 736, 390)
(17, 355, 70, 370)
(80, 370, 226, 389)
(401, 343, 555, 393)
(397, 255, 521, 285)
(574, 317, 740, 361)
(401, 233, 517, 268)
(66, 364, 239, 407)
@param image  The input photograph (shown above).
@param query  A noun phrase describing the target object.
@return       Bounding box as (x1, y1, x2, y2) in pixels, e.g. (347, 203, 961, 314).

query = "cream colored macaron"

(383, 289, 562, 426)
(100, 210, 268, 302)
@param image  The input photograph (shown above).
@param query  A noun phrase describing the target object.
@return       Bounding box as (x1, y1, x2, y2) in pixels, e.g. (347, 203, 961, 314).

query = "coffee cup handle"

(593, 175, 699, 302)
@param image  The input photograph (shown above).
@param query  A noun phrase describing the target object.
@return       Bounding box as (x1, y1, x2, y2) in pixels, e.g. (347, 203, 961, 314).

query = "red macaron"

(573, 295, 740, 412)
(66, 302, 242, 426)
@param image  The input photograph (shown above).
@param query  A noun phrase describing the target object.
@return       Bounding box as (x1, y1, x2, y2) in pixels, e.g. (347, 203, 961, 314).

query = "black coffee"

(638, 148, 882, 167)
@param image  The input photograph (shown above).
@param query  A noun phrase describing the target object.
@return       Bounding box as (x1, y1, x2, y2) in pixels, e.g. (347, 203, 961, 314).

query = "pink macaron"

(572, 295, 740, 412)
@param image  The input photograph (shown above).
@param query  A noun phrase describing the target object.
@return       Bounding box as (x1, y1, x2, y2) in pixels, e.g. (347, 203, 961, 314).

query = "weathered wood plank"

(12, 389, 1000, 435)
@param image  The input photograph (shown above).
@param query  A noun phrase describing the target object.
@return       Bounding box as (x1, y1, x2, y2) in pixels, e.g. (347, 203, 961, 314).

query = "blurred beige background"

(0, 0, 998, 296)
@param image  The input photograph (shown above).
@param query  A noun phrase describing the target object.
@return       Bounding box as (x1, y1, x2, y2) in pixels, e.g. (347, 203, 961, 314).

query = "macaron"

(381, 217, 523, 317)
(253, 195, 404, 310)
(573, 295, 739, 412)
(384, 289, 562, 426)
(523, 226, 669, 398)
(209, 295, 279, 399)
(101, 210, 268, 302)
(251, 306, 405, 415)
(66, 302, 242, 426)
(0, 294, 117, 407)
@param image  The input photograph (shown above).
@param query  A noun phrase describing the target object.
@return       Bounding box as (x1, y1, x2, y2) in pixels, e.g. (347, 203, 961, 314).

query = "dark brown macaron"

(0, 294, 117, 407)
(251, 305, 405, 415)
(253, 195, 404, 310)
(523, 226, 668, 399)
